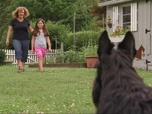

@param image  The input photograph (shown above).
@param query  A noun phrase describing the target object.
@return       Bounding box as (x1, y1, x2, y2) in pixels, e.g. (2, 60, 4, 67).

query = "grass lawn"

(0, 66, 152, 113)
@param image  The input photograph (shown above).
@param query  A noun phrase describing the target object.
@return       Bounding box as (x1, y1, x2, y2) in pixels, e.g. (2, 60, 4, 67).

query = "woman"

(6, 6, 33, 73)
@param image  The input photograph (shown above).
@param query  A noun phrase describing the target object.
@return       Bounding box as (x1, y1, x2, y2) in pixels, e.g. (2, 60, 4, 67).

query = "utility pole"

(73, 11, 76, 61)
(73, 11, 76, 52)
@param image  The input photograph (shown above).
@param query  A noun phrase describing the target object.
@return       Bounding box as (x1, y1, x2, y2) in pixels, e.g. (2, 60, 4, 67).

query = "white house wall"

(137, 0, 151, 57)
(105, 0, 152, 58)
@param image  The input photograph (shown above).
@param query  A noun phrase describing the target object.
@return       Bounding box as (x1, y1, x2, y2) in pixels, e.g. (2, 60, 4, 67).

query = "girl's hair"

(12, 6, 30, 18)
(33, 18, 49, 36)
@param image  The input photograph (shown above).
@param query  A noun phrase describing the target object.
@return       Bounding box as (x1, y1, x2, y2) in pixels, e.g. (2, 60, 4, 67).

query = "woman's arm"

(28, 26, 34, 33)
(6, 26, 13, 46)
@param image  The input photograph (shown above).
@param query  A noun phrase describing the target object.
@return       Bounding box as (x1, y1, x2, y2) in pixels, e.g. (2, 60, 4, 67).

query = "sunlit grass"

(0, 66, 152, 113)
(136, 69, 152, 87)
(0, 66, 96, 113)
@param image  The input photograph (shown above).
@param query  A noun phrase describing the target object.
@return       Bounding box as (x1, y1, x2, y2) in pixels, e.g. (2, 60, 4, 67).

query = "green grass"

(0, 66, 96, 113)
(0, 66, 152, 113)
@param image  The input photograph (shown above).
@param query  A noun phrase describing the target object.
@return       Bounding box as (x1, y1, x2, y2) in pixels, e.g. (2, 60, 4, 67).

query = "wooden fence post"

(61, 42, 64, 63)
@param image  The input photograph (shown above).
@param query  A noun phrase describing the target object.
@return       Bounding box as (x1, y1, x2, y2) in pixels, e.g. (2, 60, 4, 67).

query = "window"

(122, 6, 131, 29)
(112, 3, 137, 31)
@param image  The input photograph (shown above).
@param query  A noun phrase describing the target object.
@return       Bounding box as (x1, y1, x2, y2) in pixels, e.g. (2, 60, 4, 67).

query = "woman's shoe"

(18, 67, 25, 73)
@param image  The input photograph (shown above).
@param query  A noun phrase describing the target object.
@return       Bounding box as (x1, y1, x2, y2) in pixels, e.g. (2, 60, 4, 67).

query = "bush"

(46, 44, 99, 64)
(45, 20, 70, 49)
(46, 49, 85, 64)
(64, 49, 77, 63)
(81, 44, 98, 56)
(64, 29, 104, 51)
(0, 50, 6, 65)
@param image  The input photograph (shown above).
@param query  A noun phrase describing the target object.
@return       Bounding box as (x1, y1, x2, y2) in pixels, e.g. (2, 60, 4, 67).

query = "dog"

(92, 30, 152, 114)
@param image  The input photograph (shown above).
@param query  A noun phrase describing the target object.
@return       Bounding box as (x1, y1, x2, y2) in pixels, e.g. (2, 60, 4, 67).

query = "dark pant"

(13, 39, 29, 62)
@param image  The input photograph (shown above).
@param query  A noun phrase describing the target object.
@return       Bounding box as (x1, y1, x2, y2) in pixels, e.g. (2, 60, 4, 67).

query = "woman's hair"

(33, 18, 49, 36)
(12, 6, 30, 18)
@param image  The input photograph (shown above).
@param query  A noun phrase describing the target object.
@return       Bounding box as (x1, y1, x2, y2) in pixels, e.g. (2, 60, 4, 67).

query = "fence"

(2, 49, 62, 65)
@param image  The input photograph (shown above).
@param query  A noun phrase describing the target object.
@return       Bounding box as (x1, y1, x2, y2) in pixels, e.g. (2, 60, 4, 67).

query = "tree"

(0, 0, 104, 49)
(0, 0, 17, 40)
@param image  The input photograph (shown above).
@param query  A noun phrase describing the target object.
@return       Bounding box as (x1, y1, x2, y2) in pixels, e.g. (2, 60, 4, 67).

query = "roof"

(98, 0, 133, 7)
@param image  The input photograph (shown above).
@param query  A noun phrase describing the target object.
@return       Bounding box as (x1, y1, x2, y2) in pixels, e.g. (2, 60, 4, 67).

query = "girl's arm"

(46, 36, 51, 51)
(31, 35, 35, 53)
(6, 26, 13, 46)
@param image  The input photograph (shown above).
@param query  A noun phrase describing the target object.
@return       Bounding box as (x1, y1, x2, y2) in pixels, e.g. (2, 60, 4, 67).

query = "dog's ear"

(98, 30, 114, 58)
(118, 31, 137, 58)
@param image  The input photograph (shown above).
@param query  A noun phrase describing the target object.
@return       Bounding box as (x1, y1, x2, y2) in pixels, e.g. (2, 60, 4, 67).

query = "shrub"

(46, 49, 85, 63)
(81, 44, 98, 56)
(0, 50, 6, 65)
(64, 49, 77, 63)
(64, 29, 104, 51)
(45, 20, 70, 49)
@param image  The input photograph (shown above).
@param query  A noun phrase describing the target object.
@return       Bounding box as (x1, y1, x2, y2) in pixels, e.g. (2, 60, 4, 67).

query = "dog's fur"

(92, 30, 152, 114)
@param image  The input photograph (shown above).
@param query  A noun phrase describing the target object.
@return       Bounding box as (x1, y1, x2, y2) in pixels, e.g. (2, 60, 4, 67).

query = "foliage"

(81, 45, 98, 56)
(0, 50, 6, 65)
(0, 30, 13, 49)
(21, 0, 99, 31)
(64, 29, 104, 51)
(46, 49, 64, 64)
(45, 21, 71, 49)
(46, 44, 98, 63)
(0, 0, 101, 29)
(0, 0, 17, 41)
(64, 49, 86, 63)
(46, 49, 85, 63)
(1, 20, 71, 49)
(90, 4, 106, 28)
(0, 0, 104, 49)
(31, 20, 71, 50)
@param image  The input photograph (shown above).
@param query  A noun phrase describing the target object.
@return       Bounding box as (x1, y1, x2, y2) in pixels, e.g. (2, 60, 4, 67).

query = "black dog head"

(92, 30, 152, 114)
(97, 30, 137, 82)
(98, 30, 137, 87)
(92, 30, 137, 106)
(98, 30, 136, 63)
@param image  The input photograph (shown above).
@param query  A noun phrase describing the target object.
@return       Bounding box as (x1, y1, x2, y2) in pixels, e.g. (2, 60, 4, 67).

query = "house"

(98, 0, 152, 62)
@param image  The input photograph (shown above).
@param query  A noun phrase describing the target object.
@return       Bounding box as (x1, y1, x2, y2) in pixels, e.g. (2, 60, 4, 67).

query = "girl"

(31, 18, 51, 72)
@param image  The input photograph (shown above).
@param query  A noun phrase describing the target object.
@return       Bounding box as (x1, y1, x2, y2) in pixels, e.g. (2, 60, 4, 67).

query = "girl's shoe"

(39, 69, 44, 72)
